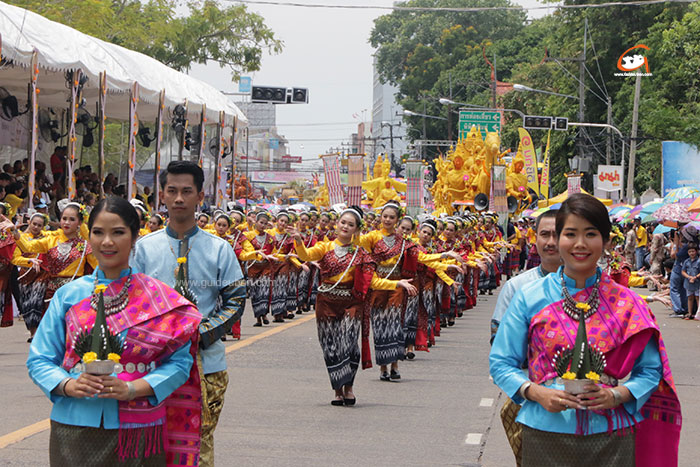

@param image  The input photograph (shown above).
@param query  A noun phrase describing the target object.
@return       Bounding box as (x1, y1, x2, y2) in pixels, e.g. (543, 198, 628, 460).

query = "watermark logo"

(614, 44, 652, 77)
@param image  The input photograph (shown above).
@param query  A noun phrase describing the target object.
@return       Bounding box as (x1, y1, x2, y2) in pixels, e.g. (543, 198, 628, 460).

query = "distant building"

(235, 102, 289, 171)
(370, 56, 408, 169)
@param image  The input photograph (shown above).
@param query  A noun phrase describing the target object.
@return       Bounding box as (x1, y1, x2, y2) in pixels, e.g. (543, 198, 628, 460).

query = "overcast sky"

(189, 0, 558, 168)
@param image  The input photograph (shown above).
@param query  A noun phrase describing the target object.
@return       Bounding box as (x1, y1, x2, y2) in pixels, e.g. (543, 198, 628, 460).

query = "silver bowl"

(84, 360, 116, 375)
(563, 378, 595, 395)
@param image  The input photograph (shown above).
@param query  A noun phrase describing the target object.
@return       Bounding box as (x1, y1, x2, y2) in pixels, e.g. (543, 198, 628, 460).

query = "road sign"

(269, 138, 279, 149)
(239, 77, 252, 93)
(459, 110, 501, 139)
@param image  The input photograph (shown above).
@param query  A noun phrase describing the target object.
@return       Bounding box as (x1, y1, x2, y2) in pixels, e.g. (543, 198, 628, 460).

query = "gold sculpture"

(362, 154, 407, 208)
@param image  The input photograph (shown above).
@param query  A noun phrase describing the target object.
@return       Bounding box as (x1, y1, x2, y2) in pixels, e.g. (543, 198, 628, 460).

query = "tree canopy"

(10, 0, 283, 79)
(370, 0, 695, 197)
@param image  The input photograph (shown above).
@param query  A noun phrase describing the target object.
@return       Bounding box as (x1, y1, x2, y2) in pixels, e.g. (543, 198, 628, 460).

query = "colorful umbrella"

(652, 202, 692, 226)
(688, 197, 700, 213)
(654, 224, 673, 234)
(663, 187, 700, 204)
(608, 205, 633, 217)
(521, 209, 535, 217)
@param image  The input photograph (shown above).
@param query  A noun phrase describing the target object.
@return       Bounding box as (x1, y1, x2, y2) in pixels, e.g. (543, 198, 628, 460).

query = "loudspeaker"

(474, 193, 489, 211)
(507, 196, 519, 213)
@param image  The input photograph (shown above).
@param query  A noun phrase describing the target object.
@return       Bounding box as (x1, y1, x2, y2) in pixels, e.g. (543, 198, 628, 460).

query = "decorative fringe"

(116, 424, 163, 461)
(575, 408, 591, 436)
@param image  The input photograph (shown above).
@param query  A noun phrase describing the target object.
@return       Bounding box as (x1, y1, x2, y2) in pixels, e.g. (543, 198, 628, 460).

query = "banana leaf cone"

(570, 308, 592, 379)
(90, 289, 108, 359)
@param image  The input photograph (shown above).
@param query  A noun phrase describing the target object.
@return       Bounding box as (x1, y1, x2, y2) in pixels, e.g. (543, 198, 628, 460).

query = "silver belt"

(376, 265, 401, 279)
(318, 286, 352, 297)
(72, 361, 157, 375)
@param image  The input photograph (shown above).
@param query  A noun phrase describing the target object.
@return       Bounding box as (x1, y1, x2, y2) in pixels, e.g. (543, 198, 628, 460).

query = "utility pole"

(492, 53, 498, 109)
(447, 72, 453, 142)
(422, 100, 427, 159)
(578, 18, 587, 160)
(626, 74, 642, 202)
(606, 96, 612, 165)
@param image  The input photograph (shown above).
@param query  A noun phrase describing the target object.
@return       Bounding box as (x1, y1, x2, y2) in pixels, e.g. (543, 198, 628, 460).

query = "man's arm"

(198, 244, 247, 349)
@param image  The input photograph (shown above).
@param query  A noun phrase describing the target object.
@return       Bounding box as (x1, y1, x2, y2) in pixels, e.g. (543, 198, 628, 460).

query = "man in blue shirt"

(132, 161, 246, 467)
(490, 209, 560, 465)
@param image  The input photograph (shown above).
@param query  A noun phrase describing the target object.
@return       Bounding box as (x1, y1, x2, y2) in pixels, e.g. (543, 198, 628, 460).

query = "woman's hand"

(443, 251, 465, 263)
(447, 264, 462, 273)
(301, 263, 310, 273)
(96, 376, 131, 401)
(286, 226, 302, 243)
(452, 282, 462, 293)
(397, 278, 418, 296)
(64, 373, 104, 398)
(29, 258, 42, 272)
(577, 384, 627, 411)
(527, 384, 584, 413)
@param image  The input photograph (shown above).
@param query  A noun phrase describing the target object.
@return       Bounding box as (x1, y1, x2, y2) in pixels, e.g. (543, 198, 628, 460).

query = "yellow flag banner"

(518, 128, 539, 196)
(540, 129, 552, 200)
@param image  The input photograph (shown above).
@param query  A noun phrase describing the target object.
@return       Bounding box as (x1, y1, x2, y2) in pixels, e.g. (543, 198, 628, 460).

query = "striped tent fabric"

(491, 165, 508, 231)
(322, 154, 345, 205)
(405, 160, 424, 217)
(347, 154, 364, 206)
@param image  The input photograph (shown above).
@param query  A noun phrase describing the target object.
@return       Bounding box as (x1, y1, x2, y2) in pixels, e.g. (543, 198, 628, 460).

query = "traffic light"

(554, 117, 568, 131)
(291, 88, 308, 104)
(523, 115, 553, 130)
(251, 86, 287, 104)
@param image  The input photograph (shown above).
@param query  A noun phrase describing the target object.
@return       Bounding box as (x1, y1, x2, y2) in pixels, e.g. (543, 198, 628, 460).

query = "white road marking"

(479, 397, 494, 407)
(464, 433, 482, 445)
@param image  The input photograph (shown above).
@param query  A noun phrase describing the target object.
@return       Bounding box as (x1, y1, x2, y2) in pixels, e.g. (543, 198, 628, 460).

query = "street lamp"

(512, 83, 579, 100)
(402, 109, 447, 121)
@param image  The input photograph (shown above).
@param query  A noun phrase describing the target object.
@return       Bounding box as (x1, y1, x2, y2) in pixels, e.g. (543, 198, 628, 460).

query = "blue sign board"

(662, 141, 700, 195)
(269, 138, 279, 149)
(239, 77, 252, 93)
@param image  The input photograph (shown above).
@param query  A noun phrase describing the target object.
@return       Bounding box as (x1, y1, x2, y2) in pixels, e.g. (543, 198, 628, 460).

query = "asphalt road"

(0, 285, 698, 466)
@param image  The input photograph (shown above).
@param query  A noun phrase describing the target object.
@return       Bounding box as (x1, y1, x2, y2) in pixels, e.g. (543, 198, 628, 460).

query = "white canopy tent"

(0, 0, 245, 208)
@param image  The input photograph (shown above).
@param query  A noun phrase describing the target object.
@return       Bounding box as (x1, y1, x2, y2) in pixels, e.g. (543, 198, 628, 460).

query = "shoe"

(253, 322, 262, 327)
(457, 312, 463, 317)
(27, 337, 33, 343)
(343, 397, 356, 406)
(448, 320, 455, 327)
(427, 342, 432, 348)
(221, 336, 227, 341)
(331, 398, 345, 406)
(488, 290, 493, 295)
(440, 319, 447, 328)
(390, 369, 401, 380)
(296, 310, 303, 315)
(380, 372, 391, 381)
(263, 318, 270, 325)
(286, 313, 295, 319)
(406, 352, 415, 360)
(273, 317, 284, 323)
(668, 313, 685, 318)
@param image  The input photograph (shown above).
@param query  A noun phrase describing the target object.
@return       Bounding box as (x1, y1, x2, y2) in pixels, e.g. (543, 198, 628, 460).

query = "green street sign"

(459, 110, 501, 139)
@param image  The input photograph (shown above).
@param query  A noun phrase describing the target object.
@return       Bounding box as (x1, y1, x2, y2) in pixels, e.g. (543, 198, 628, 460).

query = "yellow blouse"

(359, 229, 447, 268)
(294, 239, 397, 290)
(220, 231, 260, 262)
(15, 229, 98, 277)
(267, 228, 302, 267)
(11, 232, 42, 269)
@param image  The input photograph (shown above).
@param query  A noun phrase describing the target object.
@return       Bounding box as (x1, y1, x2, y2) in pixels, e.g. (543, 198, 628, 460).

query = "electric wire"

(586, 27, 609, 99)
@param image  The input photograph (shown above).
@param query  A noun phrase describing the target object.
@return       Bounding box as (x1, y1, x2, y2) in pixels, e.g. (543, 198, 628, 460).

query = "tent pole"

(215, 110, 224, 208)
(66, 70, 81, 200)
(154, 89, 165, 211)
(27, 50, 39, 210)
(231, 116, 237, 205)
(197, 105, 206, 167)
(177, 99, 188, 161)
(127, 82, 139, 199)
(97, 71, 106, 200)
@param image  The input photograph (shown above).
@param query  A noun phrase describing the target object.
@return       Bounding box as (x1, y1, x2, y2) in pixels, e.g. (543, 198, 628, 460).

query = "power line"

(587, 26, 609, 99)
(233, 0, 695, 12)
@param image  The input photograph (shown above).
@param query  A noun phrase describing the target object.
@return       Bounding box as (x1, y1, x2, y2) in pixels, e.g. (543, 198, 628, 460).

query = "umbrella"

(688, 197, 700, 213)
(663, 187, 700, 204)
(654, 224, 673, 234)
(521, 209, 535, 217)
(608, 206, 633, 217)
(639, 201, 663, 217)
(530, 207, 550, 218)
(652, 202, 692, 226)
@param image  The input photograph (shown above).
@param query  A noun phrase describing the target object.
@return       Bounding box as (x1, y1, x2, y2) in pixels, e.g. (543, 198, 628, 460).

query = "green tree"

(10, 0, 282, 79)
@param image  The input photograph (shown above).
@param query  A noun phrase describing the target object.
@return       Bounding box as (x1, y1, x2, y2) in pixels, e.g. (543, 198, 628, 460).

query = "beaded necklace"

(91, 268, 132, 316)
(560, 269, 600, 321)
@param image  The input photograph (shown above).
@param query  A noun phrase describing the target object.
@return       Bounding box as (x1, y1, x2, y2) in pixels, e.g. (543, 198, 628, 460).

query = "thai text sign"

(596, 165, 624, 192)
(459, 110, 501, 139)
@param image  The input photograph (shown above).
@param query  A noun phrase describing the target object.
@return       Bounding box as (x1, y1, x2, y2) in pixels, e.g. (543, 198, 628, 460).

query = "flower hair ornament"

(256, 210, 271, 221)
(214, 212, 231, 225)
(64, 201, 89, 222)
(381, 200, 404, 218)
(29, 212, 50, 229)
(419, 219, 437, 234)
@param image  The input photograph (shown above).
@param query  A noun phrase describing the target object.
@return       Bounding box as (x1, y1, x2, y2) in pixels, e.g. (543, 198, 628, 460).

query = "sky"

(189, 0, 559, 169)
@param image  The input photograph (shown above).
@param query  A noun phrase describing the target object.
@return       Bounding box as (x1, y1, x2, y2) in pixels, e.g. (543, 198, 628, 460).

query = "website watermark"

(614, 44, 652, 77)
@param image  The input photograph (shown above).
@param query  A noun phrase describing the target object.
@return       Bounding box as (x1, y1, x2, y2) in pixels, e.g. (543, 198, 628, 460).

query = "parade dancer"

(296, 211, 317, 313)
(267, 211, 302, 322)
(244, 211, 278, 327)
(289, 206, 416, 405)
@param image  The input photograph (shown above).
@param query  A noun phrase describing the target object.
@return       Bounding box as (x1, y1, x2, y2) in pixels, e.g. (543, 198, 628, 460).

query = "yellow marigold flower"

(94, 284, 107, 294)
(177, 257, 187, 264)
(585, 371, 601, 383)
(562, 371, 577, 380)
(107, 353, 121, 363)
(83, 352, 98, 364)
(575, 302, 591, 312)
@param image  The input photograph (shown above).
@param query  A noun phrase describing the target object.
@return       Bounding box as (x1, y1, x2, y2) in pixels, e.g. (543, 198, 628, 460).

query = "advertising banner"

(517, 128, 539, 196)
(405, 160, 424, 217)
(662, 141, 700, 195)
(539, 130, 551, 199)
(322, 154, 345, 205)
(596, 165, 624, 192)
(346, 154, 364, 206)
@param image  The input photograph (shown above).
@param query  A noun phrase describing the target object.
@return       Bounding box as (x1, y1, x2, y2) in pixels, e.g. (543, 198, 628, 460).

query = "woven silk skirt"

(49, 420, 165, 467)
(521, 425, 634, 467)
(369, 287, 406, 365)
